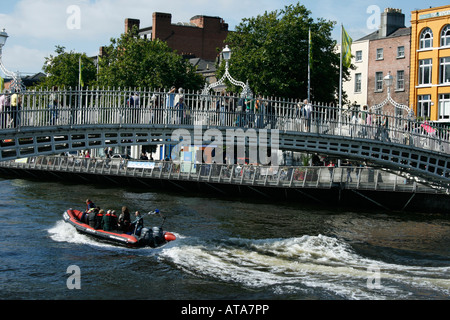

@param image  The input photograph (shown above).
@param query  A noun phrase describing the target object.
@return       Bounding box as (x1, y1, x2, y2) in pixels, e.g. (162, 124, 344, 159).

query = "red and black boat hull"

(63, 209, 176, 248)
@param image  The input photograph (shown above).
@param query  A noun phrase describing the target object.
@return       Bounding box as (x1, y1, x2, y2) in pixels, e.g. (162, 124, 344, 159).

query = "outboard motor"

(137, 210, 177, 247)
(152, 227, 165, 247)
(139, 228, 155, 247)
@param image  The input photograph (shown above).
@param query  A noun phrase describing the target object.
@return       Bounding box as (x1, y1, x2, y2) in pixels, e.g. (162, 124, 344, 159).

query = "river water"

(0, 177, 449, 301)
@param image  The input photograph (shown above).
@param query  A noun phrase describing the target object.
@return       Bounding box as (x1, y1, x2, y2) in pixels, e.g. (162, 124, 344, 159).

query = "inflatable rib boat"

(63, 209, 176, 248)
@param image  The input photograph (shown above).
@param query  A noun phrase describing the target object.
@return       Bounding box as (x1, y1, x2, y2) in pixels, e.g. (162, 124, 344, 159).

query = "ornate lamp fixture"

(0, 28, 25, 92)
(372, 72, 412, 116)
(202, 45, 252, 98)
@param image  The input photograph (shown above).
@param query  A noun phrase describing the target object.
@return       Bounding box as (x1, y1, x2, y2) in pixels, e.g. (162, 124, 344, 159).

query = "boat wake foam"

(159, 235, 450, 300)
(48, 220, 114, 248)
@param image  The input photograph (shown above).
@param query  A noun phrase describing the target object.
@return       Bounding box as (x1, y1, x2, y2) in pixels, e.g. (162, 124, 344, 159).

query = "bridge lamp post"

(384, 73, 394, 97)
(371, 71, 411, 117)
(0, 29, 8, 48)
(222, 45, 232, 69)
(0, 28, 25, 92)
(202, 45, 253, 98)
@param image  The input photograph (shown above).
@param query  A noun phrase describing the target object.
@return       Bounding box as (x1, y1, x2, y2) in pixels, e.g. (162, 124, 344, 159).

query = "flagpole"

(308, 27, 311, 102)
(78, 55, 81, 91)
(78, 55, 82, 124)
(339, 24, 343, 137)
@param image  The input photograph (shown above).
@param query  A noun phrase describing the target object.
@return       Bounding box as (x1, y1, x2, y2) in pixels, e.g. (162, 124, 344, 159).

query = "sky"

(0, 0, 449, 76)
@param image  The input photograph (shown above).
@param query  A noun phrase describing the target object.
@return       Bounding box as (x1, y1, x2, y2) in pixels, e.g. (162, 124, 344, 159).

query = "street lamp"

(0, 29, 9, 47)
(0, 28, 25, 92)
(384, 72, 393, 94)
(202, 45, 252, 98)
(222, 45, 231, 64)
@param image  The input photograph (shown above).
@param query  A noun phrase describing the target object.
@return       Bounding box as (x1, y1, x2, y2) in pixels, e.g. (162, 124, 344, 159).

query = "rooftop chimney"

(380, 8, 405, 37)
(125, 18, 140, 33)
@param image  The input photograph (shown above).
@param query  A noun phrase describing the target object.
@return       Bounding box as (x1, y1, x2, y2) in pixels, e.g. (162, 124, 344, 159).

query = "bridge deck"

(0, 156, 444, 195)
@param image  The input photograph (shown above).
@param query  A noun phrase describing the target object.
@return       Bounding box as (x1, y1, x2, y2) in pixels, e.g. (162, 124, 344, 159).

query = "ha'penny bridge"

(0, 88, 449, 212)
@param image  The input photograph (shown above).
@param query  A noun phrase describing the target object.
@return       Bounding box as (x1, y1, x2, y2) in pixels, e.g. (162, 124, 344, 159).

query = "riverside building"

(410, 5, 450, 125)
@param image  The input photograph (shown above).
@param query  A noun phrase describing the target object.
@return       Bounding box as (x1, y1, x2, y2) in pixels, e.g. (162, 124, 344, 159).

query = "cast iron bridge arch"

(0, 88, 449, 188)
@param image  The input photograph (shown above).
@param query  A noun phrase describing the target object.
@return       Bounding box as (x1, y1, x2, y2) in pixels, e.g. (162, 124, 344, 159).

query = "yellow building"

(410, 5, 450, 124)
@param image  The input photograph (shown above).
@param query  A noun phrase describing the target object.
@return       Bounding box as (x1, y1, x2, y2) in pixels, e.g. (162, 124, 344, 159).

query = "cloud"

(2, 0, 295, 42)
(1, 0, 296, 73)
(1, 45, 49, 75)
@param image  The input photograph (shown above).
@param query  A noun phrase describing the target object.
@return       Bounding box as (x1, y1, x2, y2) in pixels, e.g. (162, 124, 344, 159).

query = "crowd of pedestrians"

(0, 89, 22, 128)
(0, 87, 448, 154)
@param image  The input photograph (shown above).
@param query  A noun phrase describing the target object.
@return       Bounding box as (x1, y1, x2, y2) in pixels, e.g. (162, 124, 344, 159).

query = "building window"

(355, 73, 362, 93)
(375, 72, 383, 92)
(439, 94, 450, 120)
(396, 70, 405, 91)
(420, 27, 433, 49)
(441, 25, 450, 47)
(418, 95, 431, 120)
(418, 59, 432, 85)
(440, 57, 450, 84)
(376, 48, 383, 60)
(355, 50, 363, 62)
(397, 46, 405, 58)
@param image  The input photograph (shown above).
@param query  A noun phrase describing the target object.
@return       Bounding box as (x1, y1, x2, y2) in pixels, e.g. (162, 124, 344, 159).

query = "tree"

(39, 46, 97, 89)
(97, 27, 205, 90)
(220, 3, 350, 103)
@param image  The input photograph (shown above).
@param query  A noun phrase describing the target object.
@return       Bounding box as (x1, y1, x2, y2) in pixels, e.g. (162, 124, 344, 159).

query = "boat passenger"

(86, 199, 96, 212)
(103, 210, 118, 232)
(82, 199, 96, 224)
(103, 210, 111, 231)
(131, 211, 144, 235)
(110, 210, 118, 230)
(88, 208, 97, 228)
(94, 209, 105, 230)
(80, 211, 88, 224)
(118, 206, 131, 232)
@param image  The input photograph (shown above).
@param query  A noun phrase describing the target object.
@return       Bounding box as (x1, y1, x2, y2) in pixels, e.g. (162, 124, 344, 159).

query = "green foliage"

(39, 46, 97, 89)
(97, 27, 205, 90)
(37, 27, 205, 91)
(221, 2, 350, 103)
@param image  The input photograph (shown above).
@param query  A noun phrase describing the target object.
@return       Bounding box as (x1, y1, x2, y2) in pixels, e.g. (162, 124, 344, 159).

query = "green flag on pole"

(309, 28, 313, 70)
(342, 26, 353, 68)
(0, 76, 4, 92)
(308, 28, 312, 102)
(79, 56, 84, 88)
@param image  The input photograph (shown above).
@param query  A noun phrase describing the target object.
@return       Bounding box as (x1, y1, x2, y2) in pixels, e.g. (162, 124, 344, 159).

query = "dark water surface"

(0, 178, 449, 300)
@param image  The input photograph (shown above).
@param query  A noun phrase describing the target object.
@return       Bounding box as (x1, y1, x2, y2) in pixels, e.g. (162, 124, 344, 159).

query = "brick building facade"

(367, 26, 411, 114)
(342, 8, 411, 115)
(124, 12, 229, 62)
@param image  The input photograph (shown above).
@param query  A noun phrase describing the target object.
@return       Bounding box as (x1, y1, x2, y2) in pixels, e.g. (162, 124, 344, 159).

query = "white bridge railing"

(0, 87, 448, 154)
